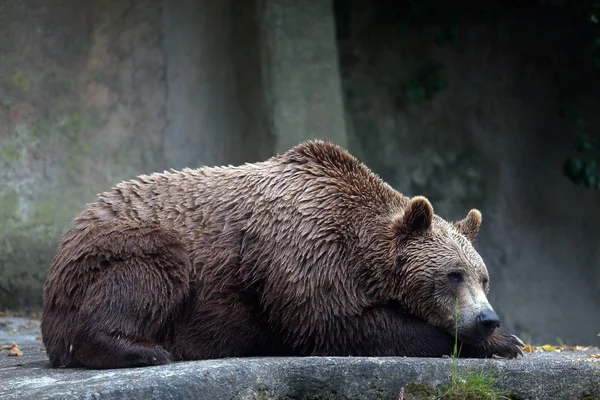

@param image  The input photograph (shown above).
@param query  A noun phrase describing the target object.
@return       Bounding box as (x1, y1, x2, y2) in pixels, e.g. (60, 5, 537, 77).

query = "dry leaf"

(0, 344, 12, 351)
(523, 344, 535, 353)
(555, 344, 597, 352)
(7, 343, 22, 357)
(20, 322, 38, 329)
(520, 343, 597, 354)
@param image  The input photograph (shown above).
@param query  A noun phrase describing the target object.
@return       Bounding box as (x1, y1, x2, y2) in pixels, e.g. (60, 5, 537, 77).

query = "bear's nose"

(477, 309, 500, 336)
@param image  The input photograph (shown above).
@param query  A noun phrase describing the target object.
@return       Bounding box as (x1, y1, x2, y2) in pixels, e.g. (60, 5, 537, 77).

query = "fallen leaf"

(7, 343, 22, 357)
(20, 322, 38, 329)
(541, 344, 557, 352)
(556, 344, 598, 352)
(0, 344, 12, 351)
(523, 344, 535, 353)
(35, 335, 43, 341)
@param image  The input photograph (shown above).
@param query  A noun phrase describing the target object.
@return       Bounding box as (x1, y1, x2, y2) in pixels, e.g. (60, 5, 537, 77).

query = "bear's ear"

(393, 196, 434, 236)
(453, 209, 482, 241)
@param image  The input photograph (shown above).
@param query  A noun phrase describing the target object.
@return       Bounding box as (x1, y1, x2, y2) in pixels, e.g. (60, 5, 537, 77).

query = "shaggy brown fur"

(41, 140, 523, 369)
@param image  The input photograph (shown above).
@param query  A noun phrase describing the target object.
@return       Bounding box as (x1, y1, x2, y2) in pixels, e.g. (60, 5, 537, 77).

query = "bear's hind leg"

(44, 222, 192, 369)
(73, 329, 173, 369)
(300, 304, 458, 357)
(74, 247, 190, 368)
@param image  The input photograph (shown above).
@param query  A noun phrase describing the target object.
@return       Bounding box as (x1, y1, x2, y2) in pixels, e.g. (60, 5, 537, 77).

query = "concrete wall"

(161, 0, 347, 167)
(0, 0, 168, 309)
(259, 0, 347, 152)
(162, 0, 272, 168)
(335, 0, 600, 346)
(0, 0, 346, 309)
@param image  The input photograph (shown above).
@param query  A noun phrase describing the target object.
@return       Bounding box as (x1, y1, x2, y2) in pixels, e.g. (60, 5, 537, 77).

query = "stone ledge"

(1, 317, 599, 400)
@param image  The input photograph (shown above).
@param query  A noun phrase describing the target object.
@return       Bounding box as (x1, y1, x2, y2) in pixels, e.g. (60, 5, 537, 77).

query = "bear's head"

(390, 196, 499, 346)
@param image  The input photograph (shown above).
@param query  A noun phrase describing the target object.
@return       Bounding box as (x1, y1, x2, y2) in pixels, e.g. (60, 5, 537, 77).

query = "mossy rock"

(0, 187, 77, 311)
(0, 229, 60, 310)
(404, 382, 437, 400)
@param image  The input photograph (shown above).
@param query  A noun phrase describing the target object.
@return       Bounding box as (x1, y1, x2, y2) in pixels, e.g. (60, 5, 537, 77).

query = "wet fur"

(41, 141, 522, 369)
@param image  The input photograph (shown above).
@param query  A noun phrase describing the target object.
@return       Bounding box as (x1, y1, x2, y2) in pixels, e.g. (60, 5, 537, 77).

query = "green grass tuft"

(441, 369, 510, 400)
(440, 299, 510, 400)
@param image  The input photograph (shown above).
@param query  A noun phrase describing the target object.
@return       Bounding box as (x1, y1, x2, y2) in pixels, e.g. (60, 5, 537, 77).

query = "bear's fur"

(41, 141, 524, 369)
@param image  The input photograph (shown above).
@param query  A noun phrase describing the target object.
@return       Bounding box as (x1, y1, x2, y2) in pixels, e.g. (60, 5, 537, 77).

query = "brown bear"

(41, 140, 524, 369)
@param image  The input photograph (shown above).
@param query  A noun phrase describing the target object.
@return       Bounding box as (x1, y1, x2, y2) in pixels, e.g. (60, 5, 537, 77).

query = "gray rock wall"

(162, 0, 274, 168)
(0, 0, 168, 309)
(0, 0, 346, 310)
(259, 0, 348, 152)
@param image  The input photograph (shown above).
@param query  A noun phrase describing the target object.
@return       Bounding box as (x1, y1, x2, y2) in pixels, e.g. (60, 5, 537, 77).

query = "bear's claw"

(512, 334, 525, 357)
(476, 329, 526, 359)
(512, 334, 525, 347)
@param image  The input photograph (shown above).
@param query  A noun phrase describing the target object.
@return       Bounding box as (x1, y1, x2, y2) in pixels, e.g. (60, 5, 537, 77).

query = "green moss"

(253, 385, 276, 400)
(0, 124, 35, 166)
(0, 187, 21, 226)
(0, 187, 80, 311)
(11, 70, 31, 92)
(405, 382, 437, 399)
(4, 190, 80, 232)
(0, 229, 60, 311)
(404, 374, 515, 400)
(24, 105, 101, 183)
(0, 141, 23, 164)
(27, 200, 76, 228)
(63, 153, 85, 180)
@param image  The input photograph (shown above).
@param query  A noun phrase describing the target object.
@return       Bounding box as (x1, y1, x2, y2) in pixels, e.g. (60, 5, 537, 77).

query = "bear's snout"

(477, 309, 500, 338)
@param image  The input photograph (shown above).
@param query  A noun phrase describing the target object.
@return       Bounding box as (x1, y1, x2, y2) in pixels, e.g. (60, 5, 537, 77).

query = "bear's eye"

(482, 278, 489, 288)
(447, 272, 463, 285)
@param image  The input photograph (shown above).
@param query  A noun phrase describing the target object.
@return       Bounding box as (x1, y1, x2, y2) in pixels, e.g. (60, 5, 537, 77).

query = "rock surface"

(0, 317, 598, 400)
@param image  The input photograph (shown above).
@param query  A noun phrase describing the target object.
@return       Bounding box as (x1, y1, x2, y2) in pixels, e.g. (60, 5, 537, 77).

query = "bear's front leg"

(303, 305, 460, 358)
(301, 304, 524, 359)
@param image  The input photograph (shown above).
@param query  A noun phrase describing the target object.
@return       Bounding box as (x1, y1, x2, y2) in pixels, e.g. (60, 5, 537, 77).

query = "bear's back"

(77, 141, 405, 235)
